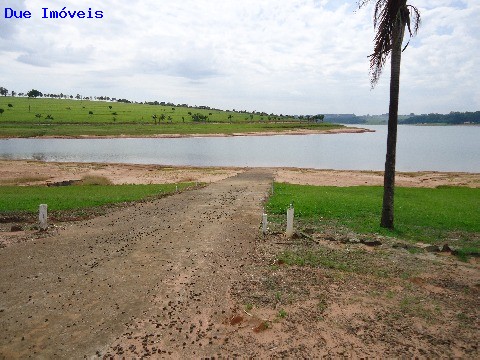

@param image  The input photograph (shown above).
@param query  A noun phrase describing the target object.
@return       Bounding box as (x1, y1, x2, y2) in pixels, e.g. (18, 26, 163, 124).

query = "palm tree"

(359, 0, 420, 229)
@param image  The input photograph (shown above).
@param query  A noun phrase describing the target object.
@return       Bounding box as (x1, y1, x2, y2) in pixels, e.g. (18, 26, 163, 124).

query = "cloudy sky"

(1, 0, 478, 115)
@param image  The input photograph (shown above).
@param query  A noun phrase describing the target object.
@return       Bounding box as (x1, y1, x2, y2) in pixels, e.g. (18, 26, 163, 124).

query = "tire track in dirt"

(0, 168, 273, 358)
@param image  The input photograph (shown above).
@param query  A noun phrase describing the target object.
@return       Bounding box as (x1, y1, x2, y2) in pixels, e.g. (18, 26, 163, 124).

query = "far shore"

(3, 126, 373, 139)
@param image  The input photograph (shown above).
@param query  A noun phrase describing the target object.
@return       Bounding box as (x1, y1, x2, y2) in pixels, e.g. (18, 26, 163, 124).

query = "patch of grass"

(407, 247, 423, 255)
(456, 312, 475, 327)
(385, 290, 396, 299)
(0, 183, 193, 213)
(0, 176, 50, 185)
(278, 309, 287, 318)
(399, 296, 440, 322)
(317, 296, 328, 313)
(267, 183, 479, 252)
(454, 247, 480, 262)
(278, 250, 351, 272)
(275, 247, 402, 278)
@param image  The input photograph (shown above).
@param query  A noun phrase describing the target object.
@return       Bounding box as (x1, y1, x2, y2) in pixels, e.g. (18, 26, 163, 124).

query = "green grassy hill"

(0, 97, 340, 137)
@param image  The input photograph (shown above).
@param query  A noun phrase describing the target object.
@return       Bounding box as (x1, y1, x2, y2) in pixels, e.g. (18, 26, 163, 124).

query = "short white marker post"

(262, 213, 268, 235)
(39, 204, 48, 231)
(286, 204, 294, 238)
(176, 185, 178, 192)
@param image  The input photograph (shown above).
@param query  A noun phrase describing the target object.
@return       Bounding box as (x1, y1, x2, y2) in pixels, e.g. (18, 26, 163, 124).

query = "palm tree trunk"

(380, 22, 405, 229)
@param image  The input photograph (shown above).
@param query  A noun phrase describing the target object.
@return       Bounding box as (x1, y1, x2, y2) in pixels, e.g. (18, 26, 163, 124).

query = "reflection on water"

(0, 126, 479, 172)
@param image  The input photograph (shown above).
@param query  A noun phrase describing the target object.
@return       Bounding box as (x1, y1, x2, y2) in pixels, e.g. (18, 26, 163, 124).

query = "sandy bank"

(24, 126, 373, 139)
(1, 160, 478, 188)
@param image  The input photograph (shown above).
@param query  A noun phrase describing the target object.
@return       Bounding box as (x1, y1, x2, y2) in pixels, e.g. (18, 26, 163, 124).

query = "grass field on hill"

(0, 97, 341, 137)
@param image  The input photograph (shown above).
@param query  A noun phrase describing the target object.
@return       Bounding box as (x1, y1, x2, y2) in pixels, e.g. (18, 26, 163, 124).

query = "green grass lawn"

(0, 97, 341, 137)
(267, 183, 479, 254)
(0, 183, 193, 213)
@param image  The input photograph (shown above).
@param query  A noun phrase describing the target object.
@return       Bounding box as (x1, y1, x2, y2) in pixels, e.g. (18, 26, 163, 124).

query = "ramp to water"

(0, 169, 273, 358)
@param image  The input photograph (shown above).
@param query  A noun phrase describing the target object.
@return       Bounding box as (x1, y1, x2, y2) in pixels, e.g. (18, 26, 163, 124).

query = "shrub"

(78, 175, 113, 186)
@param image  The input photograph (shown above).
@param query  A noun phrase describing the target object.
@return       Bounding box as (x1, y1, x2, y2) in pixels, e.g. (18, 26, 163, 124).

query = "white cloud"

(0, 0, 478, 115)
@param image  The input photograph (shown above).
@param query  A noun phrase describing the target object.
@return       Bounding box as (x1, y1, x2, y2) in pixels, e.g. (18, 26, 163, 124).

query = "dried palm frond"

(359, 0, 421, 87)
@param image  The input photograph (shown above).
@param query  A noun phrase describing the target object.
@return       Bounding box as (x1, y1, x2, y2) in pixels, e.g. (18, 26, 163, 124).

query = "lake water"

(0, 126, 478, 172)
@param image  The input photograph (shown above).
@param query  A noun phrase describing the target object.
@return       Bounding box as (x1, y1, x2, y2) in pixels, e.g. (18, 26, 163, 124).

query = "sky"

(0, 0, 478, 115)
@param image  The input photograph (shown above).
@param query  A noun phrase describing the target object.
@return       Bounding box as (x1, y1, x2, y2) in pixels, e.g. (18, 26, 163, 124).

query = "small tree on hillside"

(0, 109, 4, 116)
(27, 89, 43, 98)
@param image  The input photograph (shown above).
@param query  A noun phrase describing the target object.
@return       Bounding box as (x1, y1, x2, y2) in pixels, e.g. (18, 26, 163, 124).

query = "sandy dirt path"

(0, 169, 273, 358)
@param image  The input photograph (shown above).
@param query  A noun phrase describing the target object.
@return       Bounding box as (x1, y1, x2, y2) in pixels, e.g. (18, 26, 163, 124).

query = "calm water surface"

(0, 126, 478, 172)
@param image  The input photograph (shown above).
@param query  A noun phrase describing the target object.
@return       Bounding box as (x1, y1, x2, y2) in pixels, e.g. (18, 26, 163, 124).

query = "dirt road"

(0, 169, 273, 358)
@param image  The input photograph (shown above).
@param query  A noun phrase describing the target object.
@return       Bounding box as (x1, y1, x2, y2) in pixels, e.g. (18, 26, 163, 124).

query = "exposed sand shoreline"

(12, 126, 373, 139)
(1, 159, 478, 188)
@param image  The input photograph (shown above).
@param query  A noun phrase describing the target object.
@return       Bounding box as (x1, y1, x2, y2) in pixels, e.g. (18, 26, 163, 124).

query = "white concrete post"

(39, 204, 48, 231)
(262, 213, 268, 235)
(286, 205, 294, 238)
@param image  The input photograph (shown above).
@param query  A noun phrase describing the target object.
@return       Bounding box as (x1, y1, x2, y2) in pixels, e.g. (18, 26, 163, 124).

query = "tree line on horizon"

(324, 112, 479, 125)
(401, 111, 480, 125)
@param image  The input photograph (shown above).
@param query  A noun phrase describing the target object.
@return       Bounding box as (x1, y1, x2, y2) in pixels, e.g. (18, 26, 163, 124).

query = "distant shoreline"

(326, 123, 480, 126)
(8, 126, 373, 139)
